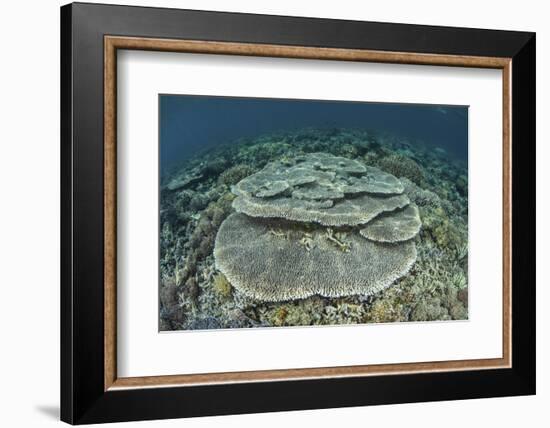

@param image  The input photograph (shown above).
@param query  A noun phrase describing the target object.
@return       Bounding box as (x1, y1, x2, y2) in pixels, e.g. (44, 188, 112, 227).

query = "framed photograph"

(60, 2, 535, 424)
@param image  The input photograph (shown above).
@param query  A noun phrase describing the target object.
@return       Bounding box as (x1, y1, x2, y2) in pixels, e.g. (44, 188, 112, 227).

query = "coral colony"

(159, 128, 468, 330)
(215, 153, 420, 301)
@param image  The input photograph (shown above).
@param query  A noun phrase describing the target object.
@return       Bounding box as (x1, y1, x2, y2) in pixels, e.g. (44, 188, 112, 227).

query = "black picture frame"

(61, 2, 535, 424)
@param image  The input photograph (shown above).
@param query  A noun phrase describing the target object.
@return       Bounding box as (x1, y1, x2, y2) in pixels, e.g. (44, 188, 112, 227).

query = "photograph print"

(159, 95, 469, 331)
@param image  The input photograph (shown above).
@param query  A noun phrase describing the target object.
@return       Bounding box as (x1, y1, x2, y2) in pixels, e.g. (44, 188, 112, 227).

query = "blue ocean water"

(159, 95, 468, 172)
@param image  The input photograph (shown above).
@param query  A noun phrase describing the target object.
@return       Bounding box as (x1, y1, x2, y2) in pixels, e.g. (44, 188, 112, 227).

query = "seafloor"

(159, 128, 468, 331)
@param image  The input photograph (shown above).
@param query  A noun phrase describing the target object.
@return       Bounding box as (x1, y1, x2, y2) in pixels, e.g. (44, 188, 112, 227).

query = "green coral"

(363, 292, 407, 323)
(377, 153, 426, 185)
(213, 272, 232, 298)
(419, 204, 466, 250)
(273, 307, 288, 326)
(410, 297, 450, 321)
(217, 164, 255, 186)
(262, 297, 326, 326)
(324, 303, 367, 324)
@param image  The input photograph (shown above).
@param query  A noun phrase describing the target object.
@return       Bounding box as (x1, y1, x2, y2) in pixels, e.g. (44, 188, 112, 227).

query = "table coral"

(214, 153, 424, 302)
(214, 213, 417, 301)
(360, 204, 422, 243)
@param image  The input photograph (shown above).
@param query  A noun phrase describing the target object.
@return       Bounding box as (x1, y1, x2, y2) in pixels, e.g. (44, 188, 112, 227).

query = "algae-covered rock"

(167, 172, 203, 191)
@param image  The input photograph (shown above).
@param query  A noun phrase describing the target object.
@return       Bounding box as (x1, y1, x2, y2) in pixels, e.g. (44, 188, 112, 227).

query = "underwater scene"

(159, 95, 468, 331)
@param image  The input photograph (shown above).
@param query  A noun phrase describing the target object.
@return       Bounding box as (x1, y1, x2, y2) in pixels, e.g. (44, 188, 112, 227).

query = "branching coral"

(217, 164, 256, 186)
(299, 232, 315, 252)
(325, 228, 351, 252)
(268, 227, 286, 238)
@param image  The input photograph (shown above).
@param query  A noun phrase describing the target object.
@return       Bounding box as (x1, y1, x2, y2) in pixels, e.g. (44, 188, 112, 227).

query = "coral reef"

(376, 153, 426, 185)
(159, 127, 468, 330)
(214, 153, 423, 301)
(218, 164, 256, 187)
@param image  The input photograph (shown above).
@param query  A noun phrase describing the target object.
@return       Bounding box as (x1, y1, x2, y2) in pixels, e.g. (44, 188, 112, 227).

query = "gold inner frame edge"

(104, 36, 512, 391)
